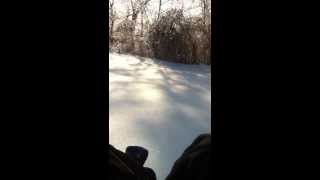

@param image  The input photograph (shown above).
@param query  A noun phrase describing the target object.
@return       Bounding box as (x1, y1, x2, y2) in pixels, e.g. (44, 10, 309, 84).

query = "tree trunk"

(158, 0, 162, 20)
(141, 10, 144, 37)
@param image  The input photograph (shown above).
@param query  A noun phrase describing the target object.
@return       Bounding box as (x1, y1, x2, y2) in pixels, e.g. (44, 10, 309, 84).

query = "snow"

(109, 53, 211, 180)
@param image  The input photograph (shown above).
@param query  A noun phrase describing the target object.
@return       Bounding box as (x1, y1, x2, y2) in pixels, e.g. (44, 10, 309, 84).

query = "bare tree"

(128, 0, 152, 52)
(158, 0, 162, 20)
(109, 0, 117, 44)
(109, 0, 213, 64)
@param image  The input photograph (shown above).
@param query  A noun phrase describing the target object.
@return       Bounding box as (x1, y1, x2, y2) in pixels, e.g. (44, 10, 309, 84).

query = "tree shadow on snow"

(109, 54, 211, 180)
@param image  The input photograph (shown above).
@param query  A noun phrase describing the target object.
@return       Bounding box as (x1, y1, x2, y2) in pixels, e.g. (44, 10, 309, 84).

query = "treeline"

(109, 0, 212, 65)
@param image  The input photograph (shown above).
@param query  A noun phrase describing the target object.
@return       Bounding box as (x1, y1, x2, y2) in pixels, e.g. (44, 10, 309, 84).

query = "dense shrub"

(109, 5, 212, 65)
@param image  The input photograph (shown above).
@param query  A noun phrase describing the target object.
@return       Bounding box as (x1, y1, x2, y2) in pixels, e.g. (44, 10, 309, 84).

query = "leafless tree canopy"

(108, 0, 212, 65)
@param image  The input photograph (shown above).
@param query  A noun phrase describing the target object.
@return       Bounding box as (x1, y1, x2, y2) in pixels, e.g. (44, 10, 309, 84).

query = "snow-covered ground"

(109, 53, 211, 180)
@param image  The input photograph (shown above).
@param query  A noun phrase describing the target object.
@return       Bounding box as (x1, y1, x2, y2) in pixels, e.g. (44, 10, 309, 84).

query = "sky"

(112, 0, 203, 22)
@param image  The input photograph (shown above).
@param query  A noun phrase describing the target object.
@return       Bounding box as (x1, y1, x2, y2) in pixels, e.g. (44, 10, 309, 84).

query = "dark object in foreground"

(108, 134, 211, 180)
(108, 145, 156, 180)
(126, 146, 149, 166)
(166, 134, 211, 180)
